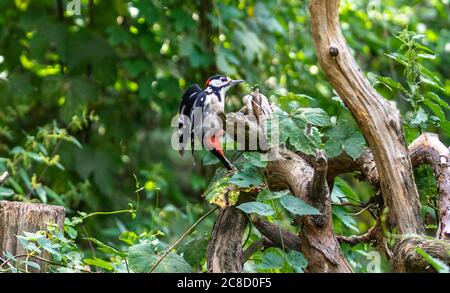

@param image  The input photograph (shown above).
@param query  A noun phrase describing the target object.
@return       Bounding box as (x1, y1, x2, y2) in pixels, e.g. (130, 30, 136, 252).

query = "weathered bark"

(0, 200, 65, 272)
(252, 218, 302, 251)
(393, 236, 450, 272)
(309, 0, 422, 234)
(409, 133, 450, 240)
(266, 148, 352, 272)
(206, 207, 247, 273)
(299, 151, 353, 272)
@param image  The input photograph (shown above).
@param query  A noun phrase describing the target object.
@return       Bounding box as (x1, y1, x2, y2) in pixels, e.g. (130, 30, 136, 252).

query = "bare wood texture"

(299, 150, 353, 272)
(309, 0, 422, 234)
(206, 207, 247, 273)
(409, 133, 450, 240)
(252, 218, 302, 251)
(266, 148, 352, 272)
(0, 200, 65, 272)
(393, 236, 450, 272)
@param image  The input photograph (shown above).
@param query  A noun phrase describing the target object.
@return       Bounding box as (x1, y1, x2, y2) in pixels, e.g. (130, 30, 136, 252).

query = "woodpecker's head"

(204, 75, 244, 93)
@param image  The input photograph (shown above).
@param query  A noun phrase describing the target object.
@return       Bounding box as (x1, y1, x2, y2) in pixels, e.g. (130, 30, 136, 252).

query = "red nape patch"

(205, 79, 211, 88)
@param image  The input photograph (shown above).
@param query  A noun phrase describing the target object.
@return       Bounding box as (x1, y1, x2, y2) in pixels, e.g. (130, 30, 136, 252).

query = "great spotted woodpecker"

(178, 75, 243, 170)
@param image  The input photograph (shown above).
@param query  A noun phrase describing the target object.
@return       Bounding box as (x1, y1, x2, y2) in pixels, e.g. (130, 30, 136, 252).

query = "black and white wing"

(178, 84, 203, 155)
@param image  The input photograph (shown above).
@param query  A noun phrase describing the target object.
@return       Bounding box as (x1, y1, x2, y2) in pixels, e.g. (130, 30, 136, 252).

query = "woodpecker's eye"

(220, 77, 227, 82)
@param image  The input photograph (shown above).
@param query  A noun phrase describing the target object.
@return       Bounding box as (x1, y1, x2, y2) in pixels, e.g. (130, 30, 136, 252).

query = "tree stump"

(0, 200, 65, 272)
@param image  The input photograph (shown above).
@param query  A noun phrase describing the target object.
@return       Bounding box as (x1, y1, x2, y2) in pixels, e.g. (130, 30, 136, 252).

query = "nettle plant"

(374, 28, 450, 230)
(376, 29, 450, 140)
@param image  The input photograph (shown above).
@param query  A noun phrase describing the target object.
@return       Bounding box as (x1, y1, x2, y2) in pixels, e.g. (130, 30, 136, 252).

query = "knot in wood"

(329, 46, 339, 57)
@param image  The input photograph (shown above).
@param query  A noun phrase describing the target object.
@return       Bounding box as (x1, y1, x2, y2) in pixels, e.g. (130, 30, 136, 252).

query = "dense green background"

(0, 0, 448, 272)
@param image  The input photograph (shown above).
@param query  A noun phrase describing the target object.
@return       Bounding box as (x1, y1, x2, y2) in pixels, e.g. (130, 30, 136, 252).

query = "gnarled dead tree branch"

(309, 0, 422, 235)
(207, 206, 247, 273)
(299, 150, 353, 272)
(252, 218, 302, 251)
(409, 133, 450, 240)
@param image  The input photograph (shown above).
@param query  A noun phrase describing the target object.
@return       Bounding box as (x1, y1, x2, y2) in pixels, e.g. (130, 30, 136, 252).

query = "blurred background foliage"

(0, 0, 448, 272)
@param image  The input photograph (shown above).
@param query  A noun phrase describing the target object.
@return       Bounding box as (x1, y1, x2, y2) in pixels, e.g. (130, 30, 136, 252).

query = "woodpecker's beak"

(229, 79, 244, 86)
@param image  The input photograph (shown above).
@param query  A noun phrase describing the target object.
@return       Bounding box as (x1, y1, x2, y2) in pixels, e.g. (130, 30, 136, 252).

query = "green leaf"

(417, 53, 436, 60)
(331, 177, 359, 203)
(344, 132, 366, 159)
(23, 261, 41, 271)
(86, 237, 127, 258)
(44, 186, 64, 205)
(286, 250, 308, 273)
(128, 242, 192, 273)
(424, 99, 445, 121)
(202, 151, 220, 166)
(230, 166, 263, 188)
(203, 175, 240, 208)
(376, 76, 405, 92)
(420, 76, 445, 92)
(236, 201, 275, 216)
(267, 109, 323, 155)
(441, 121, 450, 137)
(426, 92, 450, 110)
(178, 233, 209, 268)
(84, 257, 115, 271)
(280, 194, 320, 216)
(243, 152, 267, 168)
(410, 107, 428, 127)
(0, 187, 14, 198)
(293, 108, 330, 127)
(385, 52, 407, 66)
(332, 206, 359, 233)
(35, 186, 47, 203)
(256, 248, 285, 271)
(66, 136, 82, 148)
(119, 231, 139, 245)
(325, 112, 366, 159)
(415, 247, 450, 273)
(257, 189, 290, 201)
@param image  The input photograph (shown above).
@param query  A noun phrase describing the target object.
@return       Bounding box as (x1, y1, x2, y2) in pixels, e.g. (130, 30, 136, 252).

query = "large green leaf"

(286, 250, 308, 273)
(325, 112, 366, 159)
(410, 107, 428, 127)
(236, 201, 274, 216)
(178, 233, 209, 268)
(256, 248, 285, 271)
(128, 243, 192, 273)
(293, 108, 331, 127)
(230, 165, 263, 188)
(0, 187, 14, 198)
(243, 152, 267, 168)
(280, 194, 320, 216)
(266, 110, 323, 155)
(86, 237, 127, 258)
(84, 257, 115, 271)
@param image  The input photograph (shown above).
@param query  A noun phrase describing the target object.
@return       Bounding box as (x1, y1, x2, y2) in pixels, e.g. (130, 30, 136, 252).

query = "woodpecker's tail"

(210, 149, 235, 170)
